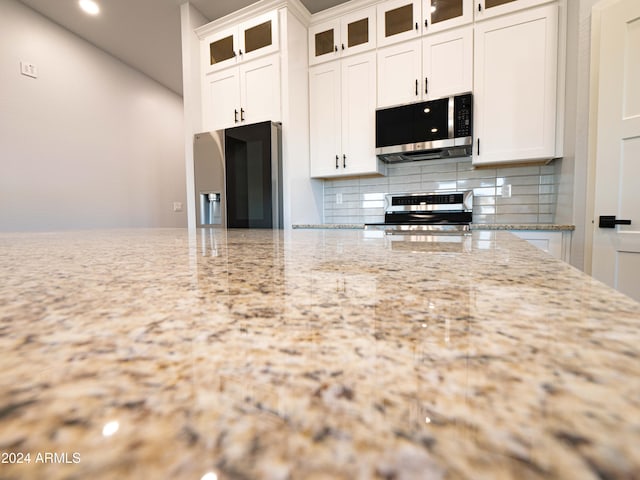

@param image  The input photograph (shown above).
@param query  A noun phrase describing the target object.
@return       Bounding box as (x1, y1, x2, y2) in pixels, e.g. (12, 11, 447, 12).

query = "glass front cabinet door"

(309, 7, 376, 65)
(423, 0, 473, 33)
(475, 0, 550, 20)
(205, 26, 239, 73)
(204, 10, 279, 74)
(377, 0, 422, 47)
(309, 19, 341, 65)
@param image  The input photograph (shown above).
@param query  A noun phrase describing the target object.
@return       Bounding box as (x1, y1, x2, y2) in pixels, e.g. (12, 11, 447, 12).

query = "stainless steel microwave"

(375, 93, 473, 163)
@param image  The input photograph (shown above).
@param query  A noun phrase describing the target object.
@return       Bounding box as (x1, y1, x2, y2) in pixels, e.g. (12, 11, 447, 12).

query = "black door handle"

(343, 154, 346, 168)
(415, 79, 418, 96)
(425, 19, 428, 28)
(335, 155, 339, 169)
(240, 108, 245, 121)
(415, 22, 418, 30)
(234, 109, 238, 123)
(425, 77, 428, 95)
(599, 216, 632, 228)
(477, 138, 480, 156)
(478, 3, 482, 12)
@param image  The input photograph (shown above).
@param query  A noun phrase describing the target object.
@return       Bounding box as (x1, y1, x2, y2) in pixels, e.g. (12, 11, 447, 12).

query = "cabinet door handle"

(415, 79, 418, 96)
(425, 19, 428, 28)
(334, 45, 338, 52)
(415, 22, 418, 31)
(239, 49, 243, 55)
(342, 44, 345, 50)
(478, 3, 482, 12)
(343, 154, 346, 168)
(240, 108, 245, 121)
(335, 155, 339, 169)
(234, 109, 239, 123)
(477, 138, 481, 156)
(425, 77, 428, 95)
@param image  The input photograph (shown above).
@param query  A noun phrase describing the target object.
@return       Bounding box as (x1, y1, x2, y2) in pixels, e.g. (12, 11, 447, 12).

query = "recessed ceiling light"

(79, 0, 100, 15)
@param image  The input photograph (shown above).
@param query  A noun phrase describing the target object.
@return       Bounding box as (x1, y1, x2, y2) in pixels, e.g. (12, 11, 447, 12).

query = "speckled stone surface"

(293, 224, 576, 231)
(0, 228, 638, 479)
(292, 224, 365, 229)
(473, 224, 575, 231)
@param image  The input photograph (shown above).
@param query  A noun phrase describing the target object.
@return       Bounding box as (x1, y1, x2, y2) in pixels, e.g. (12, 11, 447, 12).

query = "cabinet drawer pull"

(336, 155, 339, 169)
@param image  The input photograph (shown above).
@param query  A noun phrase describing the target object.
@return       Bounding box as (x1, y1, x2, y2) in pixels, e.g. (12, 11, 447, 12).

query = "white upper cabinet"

(377, 39, 422, 107)
(203, 67, 241, 131)
(422, 0, 473, 33)
(203, 53, 280, 131)
(341, 52, 378, 176)
(473, 4, 558, 165)
(309, 7, 376, 65)
(309, 61, 342, 177)
(377, 24, 472, 107)
(422, 25, 473, 99)
(310, 52, 383, 178)
(474, 0, 554, 21)
(377, 0, 422, 47)
(203, 10, 279, 74)
(309, 19, 341, 65)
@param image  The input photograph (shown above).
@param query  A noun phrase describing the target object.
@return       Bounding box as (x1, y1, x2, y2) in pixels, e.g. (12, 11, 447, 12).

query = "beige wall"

(0, 0, 186, 231)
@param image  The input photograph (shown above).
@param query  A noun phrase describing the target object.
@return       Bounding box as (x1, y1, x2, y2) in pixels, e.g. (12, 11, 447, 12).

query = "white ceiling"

(18, 0, 349, 95)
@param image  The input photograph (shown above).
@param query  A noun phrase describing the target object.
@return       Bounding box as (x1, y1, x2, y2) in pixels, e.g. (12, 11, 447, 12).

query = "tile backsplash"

(323, 157, 558, 225)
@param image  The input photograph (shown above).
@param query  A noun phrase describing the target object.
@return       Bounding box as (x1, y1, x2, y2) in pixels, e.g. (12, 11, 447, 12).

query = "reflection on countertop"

(0, 228, 638, 479)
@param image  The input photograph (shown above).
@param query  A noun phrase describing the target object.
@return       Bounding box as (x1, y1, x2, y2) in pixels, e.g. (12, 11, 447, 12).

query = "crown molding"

(195, 0, 311, 39)
(309, 0, 379, 25)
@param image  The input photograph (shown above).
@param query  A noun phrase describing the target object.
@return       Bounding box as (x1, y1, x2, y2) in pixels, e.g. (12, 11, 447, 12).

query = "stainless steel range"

(365, 191, 473, 234)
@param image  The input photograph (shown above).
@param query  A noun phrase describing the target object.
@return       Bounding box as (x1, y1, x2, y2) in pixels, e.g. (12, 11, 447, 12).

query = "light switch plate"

(20, 61, 38, 78)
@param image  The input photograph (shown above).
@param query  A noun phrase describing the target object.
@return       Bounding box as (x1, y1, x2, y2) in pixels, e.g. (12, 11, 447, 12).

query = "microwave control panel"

(454, 94, 473, 138)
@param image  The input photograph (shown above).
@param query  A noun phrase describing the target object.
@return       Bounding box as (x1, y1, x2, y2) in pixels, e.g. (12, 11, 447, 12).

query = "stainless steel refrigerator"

(194, 121, 283, 229)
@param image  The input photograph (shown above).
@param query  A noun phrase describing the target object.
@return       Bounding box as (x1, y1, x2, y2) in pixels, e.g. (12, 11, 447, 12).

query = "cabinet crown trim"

(309, 0, 378, 25)
(196, 0, 310, 39)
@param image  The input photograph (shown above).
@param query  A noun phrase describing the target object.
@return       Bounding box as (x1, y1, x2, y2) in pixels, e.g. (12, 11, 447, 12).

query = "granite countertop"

(0, 228, 638, 479)
(293, 224, 576, 231)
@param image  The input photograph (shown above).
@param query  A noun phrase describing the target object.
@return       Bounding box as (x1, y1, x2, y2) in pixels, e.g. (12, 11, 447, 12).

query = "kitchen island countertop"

(0, 228, 638, 479)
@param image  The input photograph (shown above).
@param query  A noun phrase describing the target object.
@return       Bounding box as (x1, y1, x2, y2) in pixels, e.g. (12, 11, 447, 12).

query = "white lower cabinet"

(203, 53, 280, 131)
(512, 230, 571, 262)
(472, 4, 558, 165)
(310, 51, 384, 178)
